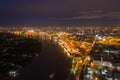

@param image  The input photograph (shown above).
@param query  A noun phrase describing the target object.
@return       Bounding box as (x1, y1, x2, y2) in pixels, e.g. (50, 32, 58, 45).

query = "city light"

(9, 70, 18, 77)
(0, 26, 120, 80)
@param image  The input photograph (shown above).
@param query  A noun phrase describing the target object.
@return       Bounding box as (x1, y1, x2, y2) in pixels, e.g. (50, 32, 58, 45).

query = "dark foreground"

(0, 32, 71, 80)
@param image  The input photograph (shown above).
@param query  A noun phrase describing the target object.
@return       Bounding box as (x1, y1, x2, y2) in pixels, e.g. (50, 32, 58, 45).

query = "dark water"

(15, 40, 71, 80)
(0, 33, 71, 80)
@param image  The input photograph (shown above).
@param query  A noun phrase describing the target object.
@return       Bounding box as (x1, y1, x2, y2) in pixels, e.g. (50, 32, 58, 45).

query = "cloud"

(63, 11, 120, 20)
(0, 0, 120, 25)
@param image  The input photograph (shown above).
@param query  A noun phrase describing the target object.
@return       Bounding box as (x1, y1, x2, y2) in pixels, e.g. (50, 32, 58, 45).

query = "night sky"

(0, 0, 120, 26)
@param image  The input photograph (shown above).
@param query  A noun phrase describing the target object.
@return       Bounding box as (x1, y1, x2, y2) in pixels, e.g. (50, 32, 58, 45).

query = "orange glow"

(94, 77, 99, 80)
(96, 37, 120, 46)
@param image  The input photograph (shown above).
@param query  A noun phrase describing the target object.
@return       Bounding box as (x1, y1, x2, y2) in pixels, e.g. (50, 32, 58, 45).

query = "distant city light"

(28, 29, 34, 32)
(9, 70, 18, 77)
